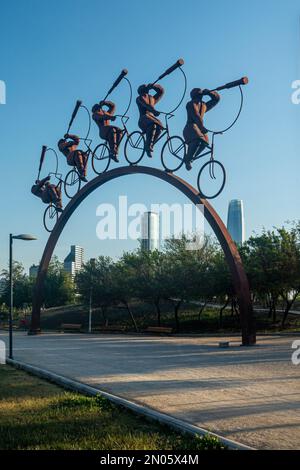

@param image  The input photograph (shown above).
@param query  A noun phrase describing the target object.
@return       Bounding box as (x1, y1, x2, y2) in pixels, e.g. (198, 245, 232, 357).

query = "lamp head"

(13, 234, 37, 241)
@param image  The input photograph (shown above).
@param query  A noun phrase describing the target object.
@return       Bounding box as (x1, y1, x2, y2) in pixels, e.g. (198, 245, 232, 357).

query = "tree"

(43, 256, 75, 307)
(75, 256, 114, 323)
(240, 225, 300, 326)
(208, 250, 235, 326)
(110, 257, 139, 332)
(275, 225, 300, 326)
(161, 234, 216, 331)
(240, 232, 282, 322)
(120, 249, 166, 326)
(0, 261, 32, 309)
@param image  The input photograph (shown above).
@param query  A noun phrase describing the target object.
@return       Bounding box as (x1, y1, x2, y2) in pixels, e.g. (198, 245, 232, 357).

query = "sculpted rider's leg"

(145, 124, 155, 157)
(74, 152, 88, 181)
(186, 139, 200, 161)
(145, 123, 162, 157)
(116, 128, 124, 149)
(47, 185, 63, 210)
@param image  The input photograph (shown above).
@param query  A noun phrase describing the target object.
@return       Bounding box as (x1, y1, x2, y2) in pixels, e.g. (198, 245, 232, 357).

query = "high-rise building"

(227, 199, 245, 244)
(0, 278, 6, 295)
(141, 212, 160, 251)
(29, 264, 39, 277)
(64, 245, 84, 278)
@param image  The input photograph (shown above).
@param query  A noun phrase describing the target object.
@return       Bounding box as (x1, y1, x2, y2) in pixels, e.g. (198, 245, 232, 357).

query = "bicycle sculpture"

(60, 100, 92, 198)
(125, 59, 187, 166)
(42, 172, 64, 232)
(91, 69, 138, 173)
(32, 58, 250, 232)
(31, 145, 64, 232)
(161, 76, 249, 199)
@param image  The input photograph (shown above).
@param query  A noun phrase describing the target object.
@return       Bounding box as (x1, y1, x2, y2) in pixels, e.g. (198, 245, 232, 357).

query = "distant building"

(227, 199, 245, 244)
(0, 278, 6, 295)
(29, 264, 39, 277)
(64, 245, 84, 278)
(141, 212, 160, 251)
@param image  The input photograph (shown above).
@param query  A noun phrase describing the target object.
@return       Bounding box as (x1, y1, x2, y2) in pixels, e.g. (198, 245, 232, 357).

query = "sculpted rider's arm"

(101, 101, 116, 116)
(136, 95, 156, 114)
(39, 175, 50, 186)
(151, 84, 164, 104)
(190, 102, 206, 131)
(204, 90, 220, 112)
(31, 177, 48, 194)
(67, 134, 80, 145)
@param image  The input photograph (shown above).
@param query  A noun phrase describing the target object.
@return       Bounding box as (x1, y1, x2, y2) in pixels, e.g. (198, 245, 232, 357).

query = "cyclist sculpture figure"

(92, 101, 124, 162)
(31, 175, 63, 212)
(136, 83, 164, 158)
(57, 134, 88, 182)
(183, 88, 220, 170)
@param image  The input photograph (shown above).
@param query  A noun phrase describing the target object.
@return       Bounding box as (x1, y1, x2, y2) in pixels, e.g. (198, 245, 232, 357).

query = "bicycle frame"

(154, 112, 175, 144)
(117, 115, 131, 141)
(48, 171, 63, 188)
(95, 115, 130, 148)
(191, 132, 222, 162)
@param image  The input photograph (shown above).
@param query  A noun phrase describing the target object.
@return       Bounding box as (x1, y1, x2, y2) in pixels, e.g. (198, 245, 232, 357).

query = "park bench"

(93, 325, 126, 332)
(145, 326, 173, 335)
(61, 323, 82, 332)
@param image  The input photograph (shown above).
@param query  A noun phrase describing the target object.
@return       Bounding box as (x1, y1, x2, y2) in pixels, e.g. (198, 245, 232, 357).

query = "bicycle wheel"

(92, 143, 111, 175)
(43, 204, 58, 233)
(124, 131, 145, 165)
(197, 159, 226, 199)
(161, 135, 186, 172)
(64, 169, 81, 199)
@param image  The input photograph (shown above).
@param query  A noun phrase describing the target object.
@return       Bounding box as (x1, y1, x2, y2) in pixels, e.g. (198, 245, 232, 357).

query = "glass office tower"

(227, 199, 245, 244)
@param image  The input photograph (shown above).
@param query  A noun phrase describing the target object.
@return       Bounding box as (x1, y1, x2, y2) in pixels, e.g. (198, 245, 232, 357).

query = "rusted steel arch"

(29, 165, 256, 345)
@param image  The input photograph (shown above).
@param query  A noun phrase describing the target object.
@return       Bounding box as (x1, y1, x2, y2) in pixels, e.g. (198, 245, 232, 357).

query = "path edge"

(6, 358, 255, 451)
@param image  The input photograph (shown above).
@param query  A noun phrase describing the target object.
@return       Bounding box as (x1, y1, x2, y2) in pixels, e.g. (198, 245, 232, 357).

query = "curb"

(6, 358, 255, 451)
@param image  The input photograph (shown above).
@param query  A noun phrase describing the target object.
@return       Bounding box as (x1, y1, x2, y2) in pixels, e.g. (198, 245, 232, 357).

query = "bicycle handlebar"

(158, 111, 175, 118)
(48, 171, 63, 181)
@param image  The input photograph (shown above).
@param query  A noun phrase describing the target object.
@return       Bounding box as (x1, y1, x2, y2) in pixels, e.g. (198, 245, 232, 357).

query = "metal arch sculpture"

(29, 165, 256, 346)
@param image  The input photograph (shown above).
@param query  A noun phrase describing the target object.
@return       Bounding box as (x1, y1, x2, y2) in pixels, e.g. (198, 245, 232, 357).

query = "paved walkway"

(1, 332, 300, 449)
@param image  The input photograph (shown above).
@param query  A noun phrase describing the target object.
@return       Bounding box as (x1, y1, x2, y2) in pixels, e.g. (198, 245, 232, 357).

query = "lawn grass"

(0, 365, 225, 451)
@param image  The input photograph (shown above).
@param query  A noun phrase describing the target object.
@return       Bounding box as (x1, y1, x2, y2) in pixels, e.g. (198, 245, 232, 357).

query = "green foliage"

(74, 224, 300, 330)
(0, 261, 33, 308)
(240, 224, 300, 325)
(2, 223, 299, 329)
(0, 256, 75, 310)
(43, 256, 75, 307)
(95, 393, 116, 412)
(0, 365, 225, 450)
(75, 256, 114, 308)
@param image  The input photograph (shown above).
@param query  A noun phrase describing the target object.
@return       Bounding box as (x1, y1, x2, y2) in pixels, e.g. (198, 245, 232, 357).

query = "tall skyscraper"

(141, 212, 160, 251)
(227, 199, 245, 244)
(64, 245, 84, 278)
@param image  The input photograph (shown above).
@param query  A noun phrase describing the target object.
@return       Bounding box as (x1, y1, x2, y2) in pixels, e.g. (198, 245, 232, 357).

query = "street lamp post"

(9, 233, 37, 359)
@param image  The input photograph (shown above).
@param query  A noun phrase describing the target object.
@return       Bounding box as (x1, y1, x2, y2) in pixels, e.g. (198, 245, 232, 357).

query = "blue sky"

(0, 0, 299, 272)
